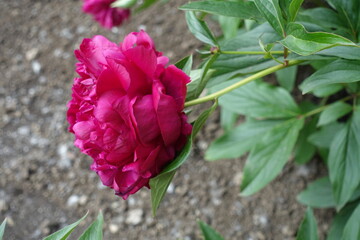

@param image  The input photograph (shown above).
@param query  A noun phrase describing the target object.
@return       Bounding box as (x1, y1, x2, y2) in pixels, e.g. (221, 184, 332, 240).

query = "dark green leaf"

(78, 211, 103, 240)
(296, 207, 319, 240)
(327, 201, 360, 240)
(289, 0, 304, 22)
(308, 122, 345, 149)
(254, 0, 286, 36)
(43, 212, 88, 240)
(175, 55, 193, 76)
(280, 23, 357, 56)
(294, 117, 317, 164)
(341, 202, 360, 240)
(317, 46, 360, 60)
(329, 108, 360, 209)
(198, 221, 225, 240)
(0, 219, 6, 240)
(185, 11, 218, 46)
(206, 120, 284, 161)
(180, 1, 261, 20)
(218, 16, 241, 40)
(218, 80, 300, 119)
(150, 170, 176, 216)
(275, 65, 297, 91)
(241, 118, 304, 196)
(318, 102, 353, 126)
(300, 59, 360, 94)
(150, 102, 217, 215)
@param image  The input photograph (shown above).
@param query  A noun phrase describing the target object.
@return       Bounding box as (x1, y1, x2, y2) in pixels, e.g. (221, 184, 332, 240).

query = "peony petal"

(160, 65, 190, 111)
(123, 45, 157, 76)
(96, 68, 125, 96)
(73, 120, 96, 139)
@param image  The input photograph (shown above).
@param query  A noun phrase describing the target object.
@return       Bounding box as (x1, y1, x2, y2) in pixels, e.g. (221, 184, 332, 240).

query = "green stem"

(301, 93, 360, 118)
(220, 50, 285, 55)
(184, 60, 303, 108)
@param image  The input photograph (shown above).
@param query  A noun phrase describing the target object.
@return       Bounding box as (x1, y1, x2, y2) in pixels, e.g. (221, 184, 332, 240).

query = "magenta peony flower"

(82, 0, 130, 29)
(67, 31, 192, 199)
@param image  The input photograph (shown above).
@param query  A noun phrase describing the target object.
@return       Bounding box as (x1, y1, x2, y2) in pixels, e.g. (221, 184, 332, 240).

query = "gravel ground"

(1, 1, 333, 239)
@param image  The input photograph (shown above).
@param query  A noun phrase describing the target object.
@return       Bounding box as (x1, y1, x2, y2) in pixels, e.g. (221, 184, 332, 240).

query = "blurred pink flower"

(82, 0, 130, 29)
(67, 31, 192, 199)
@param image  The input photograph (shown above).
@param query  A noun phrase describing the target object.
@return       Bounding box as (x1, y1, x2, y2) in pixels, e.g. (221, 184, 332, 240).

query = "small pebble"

(109, 223, 119, 233)
(125, 209, 143, 225)
(67, 195, 79, 207)
(31, 61, 41, 74)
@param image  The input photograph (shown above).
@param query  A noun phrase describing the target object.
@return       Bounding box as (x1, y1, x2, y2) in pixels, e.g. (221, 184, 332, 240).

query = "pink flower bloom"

(67, 31, 192, 199)
(82, 0, 130, 29)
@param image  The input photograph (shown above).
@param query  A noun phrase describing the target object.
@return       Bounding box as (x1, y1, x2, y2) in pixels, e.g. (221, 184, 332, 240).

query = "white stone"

(67, 195, 79, 207)
(26, 48, 39, 61)
(31, 61, 41, 74)
(166, 183, 175, 194)
(109, 223, 119, 234)
(125, 209, 143, 225)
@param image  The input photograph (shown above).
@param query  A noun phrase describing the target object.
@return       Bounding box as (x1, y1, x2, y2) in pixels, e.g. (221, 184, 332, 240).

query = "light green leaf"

(134, 0, 158, 13)
(180, 1, 261, 20)
(254, 0, 286, 36)
(300, 59, 360, 94)
(219, 107, 238, 132)
(275, 65, 297, 91)
(327, 201, 360, 240)
(175, 55, 193, 76)
(308, 122, 345, 149)
(280, 23, 357, 56)
(294, 117, 317, 164)
(219, 16, 241, 40)
(313, 84, 343, 97)
(317, 46, 360, 60)
(329, 108, 360, 209)
(297, 177, 336, 208)
(218, 80, 300, 119)
(78, 212, 103, 240)
(0, 219, 6, 240)
(185, 11, 218, 46)
(296, 207, 319, 240)
(241, 118, 304, 196)
(318, 102, 353, 126)
(206, 120, 284, 161)
(341, 202, 360, 240)
(43, 212, 88, 240)
(198, 221, 224, 240)
(289, 0, 304, 22)
(191, 100, 218, 137)
(111, 0, 137, 8)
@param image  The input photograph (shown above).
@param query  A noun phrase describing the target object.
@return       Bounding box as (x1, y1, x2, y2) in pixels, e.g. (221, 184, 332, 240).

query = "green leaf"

(318, 102, 353, 126)
(150, 170, 177, 216)
(275, 65, 297, 91)
(180, 1, 261, 20)
(187, 54, 218, 101)
(296, 207, 319, 240)
(206, 120, 284, 161)
(191, 100, 218, 137)
(111, 0, 137, 8)
(134, 0, 158, 13)
(300, 59, 360, 94)
(175, 55, 193, 76)
(150, 102, 217, 215)
(254, 0, 286, 36)
(317, 46, 360, 60)
(78, 211, 103, 240)
(341, 202, 360, 240)
(297, 177, 336, 208)
(294, 117, 317, 164)
(327, 201, 360, 240)
(218, 80, 300, 119)
(0, 219, 6, 240)
(185, 11, 218, 46)
(198, 221, 224, 240)
(218, 15, 241, 40)
(279, 23, 357, 56)
(329, 108, 360, 209)
(313, 84, 343, 98)
(240, 118, 304, 196)
(288, 0, 304, 22)
(308, 122, 345, 149)
(43, 212, 88, 240)
(219, 107, 238, 132)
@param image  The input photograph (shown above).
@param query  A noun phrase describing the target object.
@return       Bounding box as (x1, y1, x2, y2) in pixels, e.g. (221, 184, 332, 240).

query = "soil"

(0, 1, 333, 240)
